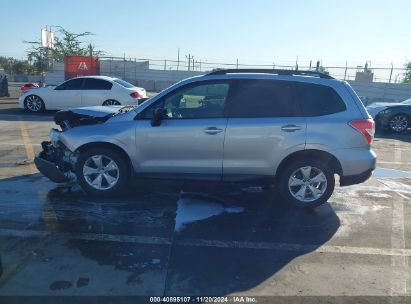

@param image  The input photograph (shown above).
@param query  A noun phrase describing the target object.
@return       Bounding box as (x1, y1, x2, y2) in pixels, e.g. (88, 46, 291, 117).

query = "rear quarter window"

(225, 79, 301, 118)
(84, 78, 113, 90)
(297, 83, 346, 116)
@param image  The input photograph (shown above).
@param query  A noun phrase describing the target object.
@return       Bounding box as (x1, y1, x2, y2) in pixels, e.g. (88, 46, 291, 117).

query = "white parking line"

(390, 199, 408, 295)
(0, 142, 42, 147)
(0, 228, 410, 257)
(378, 161, 408, 165)
(394, 140, 402, 163)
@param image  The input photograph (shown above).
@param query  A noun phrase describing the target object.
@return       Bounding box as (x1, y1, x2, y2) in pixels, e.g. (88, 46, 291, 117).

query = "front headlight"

(50, 129, 61, 147)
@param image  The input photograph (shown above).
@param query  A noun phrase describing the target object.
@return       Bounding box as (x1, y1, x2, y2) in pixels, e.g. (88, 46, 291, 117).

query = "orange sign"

(64, 56, 100, 80)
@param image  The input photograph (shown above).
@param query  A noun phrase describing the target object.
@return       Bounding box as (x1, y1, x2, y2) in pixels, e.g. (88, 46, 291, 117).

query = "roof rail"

(207, 69, 334, 79)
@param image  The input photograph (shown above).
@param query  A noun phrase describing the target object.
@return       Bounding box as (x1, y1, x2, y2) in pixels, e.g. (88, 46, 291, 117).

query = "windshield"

(113, 79, 135, 88)
(401, 98, 411, 105)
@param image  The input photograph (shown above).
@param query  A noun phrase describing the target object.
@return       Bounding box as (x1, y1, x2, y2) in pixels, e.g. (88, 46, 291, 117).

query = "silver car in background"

(35, 69, 376, 208)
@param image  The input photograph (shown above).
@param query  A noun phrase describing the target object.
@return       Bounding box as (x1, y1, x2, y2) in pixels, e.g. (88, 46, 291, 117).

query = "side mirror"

(151, 108, 168, 126)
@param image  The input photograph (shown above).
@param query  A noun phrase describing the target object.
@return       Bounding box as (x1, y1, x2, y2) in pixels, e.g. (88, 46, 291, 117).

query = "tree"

(0, 56, 34, 75)
(24, 27, 104, 74)
(403, 62, 411, 83)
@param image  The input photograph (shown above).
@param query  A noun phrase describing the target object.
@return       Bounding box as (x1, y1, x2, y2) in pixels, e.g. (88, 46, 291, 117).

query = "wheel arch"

(390, 112, 411, 120)
(275, 149, 343, 177)
(75, 142, 133, 174)
(102, 99, 121, 106)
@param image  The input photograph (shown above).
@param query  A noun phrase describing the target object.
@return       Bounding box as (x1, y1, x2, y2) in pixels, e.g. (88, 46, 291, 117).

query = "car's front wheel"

(278, 159, 335, 208)
(75, 147, 129, 196)
(389, 114, 409, 133)
(24, 95, 45, 112)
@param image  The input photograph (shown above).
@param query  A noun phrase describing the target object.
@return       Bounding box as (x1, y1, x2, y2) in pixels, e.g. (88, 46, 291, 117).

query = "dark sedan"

(366, 98, 411, 133)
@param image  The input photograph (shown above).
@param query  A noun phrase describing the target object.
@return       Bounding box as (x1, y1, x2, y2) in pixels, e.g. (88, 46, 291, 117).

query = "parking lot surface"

(0, 101, 410, 302)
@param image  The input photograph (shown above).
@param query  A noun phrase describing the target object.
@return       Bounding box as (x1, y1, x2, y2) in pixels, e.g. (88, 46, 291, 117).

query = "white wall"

(348, 81, 411, 103)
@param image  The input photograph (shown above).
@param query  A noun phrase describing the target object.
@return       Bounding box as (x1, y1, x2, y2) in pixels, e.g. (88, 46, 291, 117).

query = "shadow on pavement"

(0, 107, 56, 121)
(0, 174, 340, 296)
(374, 129, 411, 143)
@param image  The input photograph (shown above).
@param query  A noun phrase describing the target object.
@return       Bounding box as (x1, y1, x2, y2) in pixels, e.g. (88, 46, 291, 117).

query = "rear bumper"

(34, 151, 68, 183)
(340, 169, 373, 186)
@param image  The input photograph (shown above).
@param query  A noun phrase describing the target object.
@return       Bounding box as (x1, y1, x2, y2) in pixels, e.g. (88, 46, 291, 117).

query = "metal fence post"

(134, 58, 137, 84)
(389, 63, 393, 83)
(123, 54, 126, 80)
(344, 62, 348, 80)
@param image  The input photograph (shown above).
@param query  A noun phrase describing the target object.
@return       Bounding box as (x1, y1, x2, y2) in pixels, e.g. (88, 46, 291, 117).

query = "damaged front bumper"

(34, 140, 77, 183)
(34, 151, 69, 183)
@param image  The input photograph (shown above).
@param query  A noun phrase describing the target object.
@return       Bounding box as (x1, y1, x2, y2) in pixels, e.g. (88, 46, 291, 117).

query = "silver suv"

(35, 69, 376, 208)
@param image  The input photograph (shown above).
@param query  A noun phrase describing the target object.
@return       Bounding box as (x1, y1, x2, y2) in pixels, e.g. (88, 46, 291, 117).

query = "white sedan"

(19, 76, 147, 112)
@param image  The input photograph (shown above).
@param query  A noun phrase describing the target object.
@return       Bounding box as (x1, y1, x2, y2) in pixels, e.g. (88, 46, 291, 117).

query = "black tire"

(102, 99, 121, 106)
(75, 147, 129, 196)
(278, 159, 335, 208)
(24, 95, 45, 112)
(388, 114, 409, 133)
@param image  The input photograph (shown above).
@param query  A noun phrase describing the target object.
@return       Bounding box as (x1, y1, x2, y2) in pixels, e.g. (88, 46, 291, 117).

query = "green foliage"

(403, 62, 411, 83)
(0, 56, 35, 75)
(24, 27, 104, 74)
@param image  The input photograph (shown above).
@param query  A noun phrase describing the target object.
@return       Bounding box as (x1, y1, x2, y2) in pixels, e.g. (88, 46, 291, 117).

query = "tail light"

(130, 91, 141, 99)
(349, 119, 375, 145)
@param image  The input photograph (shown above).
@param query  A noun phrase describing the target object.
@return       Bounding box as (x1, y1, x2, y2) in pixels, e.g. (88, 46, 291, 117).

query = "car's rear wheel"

(278, 159, 335, 208)
(389, 114, 409, 133)
(24, 95, 45, 112)
(102, 99, 121, 106)
(75, 148, 129, 196)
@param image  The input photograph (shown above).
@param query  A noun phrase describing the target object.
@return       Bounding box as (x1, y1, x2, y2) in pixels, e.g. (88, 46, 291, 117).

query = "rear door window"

(84, 78, 113, 90)
(297, 83, 346, 116)
(62, 78, 84, 90)
(225, 79, 301, 118)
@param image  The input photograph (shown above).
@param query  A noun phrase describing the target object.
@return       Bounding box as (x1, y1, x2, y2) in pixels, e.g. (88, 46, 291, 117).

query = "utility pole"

(389, 62, 393, 83)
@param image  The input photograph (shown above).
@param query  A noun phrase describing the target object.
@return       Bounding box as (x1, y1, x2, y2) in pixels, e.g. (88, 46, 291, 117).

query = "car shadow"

(47, 180, 339, 296)
(0, 107, 56, 122)
(374, 129, 411, 143)
(0, 175, 340, 296)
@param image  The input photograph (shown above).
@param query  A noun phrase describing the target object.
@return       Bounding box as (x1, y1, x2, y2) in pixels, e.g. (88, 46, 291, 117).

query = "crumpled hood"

(65, 106, 125, 117)
(54, 106, 134, 130)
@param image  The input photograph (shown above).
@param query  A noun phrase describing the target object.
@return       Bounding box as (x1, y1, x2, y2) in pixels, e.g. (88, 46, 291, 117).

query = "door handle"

(281, 125, 302, 132)
(204, 127, 223, 135)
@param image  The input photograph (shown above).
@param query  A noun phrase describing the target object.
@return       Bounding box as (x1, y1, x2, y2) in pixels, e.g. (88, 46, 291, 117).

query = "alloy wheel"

(389, 115, 408, 132)
(83, 155, 120, 190)
(26, 96, 43, 112)
(288, 166, 328, 203)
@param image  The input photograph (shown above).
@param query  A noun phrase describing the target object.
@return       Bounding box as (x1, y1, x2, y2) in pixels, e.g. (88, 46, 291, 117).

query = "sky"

(0, 0, 410, 68)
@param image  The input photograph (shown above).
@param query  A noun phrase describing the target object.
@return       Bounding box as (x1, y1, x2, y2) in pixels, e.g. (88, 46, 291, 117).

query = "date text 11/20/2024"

(149, 296, 257, 303)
